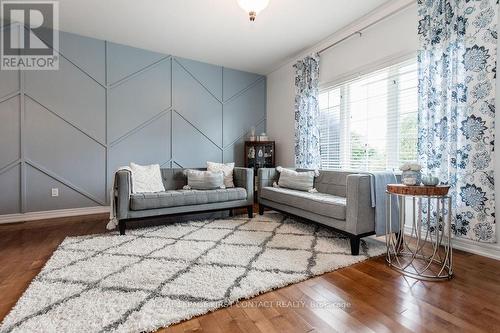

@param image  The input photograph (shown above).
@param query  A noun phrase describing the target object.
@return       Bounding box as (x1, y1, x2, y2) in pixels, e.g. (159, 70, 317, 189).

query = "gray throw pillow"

(275, 166, 319, 192)
(183, 170, 225, 190)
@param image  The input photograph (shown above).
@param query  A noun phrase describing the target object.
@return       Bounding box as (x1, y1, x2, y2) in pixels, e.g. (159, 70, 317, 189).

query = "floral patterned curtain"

(294, 54, 321, 169)
(417, 0, 497, 243)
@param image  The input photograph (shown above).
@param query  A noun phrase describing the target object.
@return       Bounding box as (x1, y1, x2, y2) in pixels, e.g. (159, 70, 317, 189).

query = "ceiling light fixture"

(237, 0, 269, 21)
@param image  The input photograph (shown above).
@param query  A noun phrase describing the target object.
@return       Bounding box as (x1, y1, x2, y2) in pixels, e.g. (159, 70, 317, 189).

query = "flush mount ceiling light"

(237, 0, 269, 21)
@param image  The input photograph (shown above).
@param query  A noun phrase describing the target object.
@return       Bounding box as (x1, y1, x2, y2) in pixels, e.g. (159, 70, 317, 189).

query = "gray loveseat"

(115, 167, 254, 234)
(258, 168, 375, 255)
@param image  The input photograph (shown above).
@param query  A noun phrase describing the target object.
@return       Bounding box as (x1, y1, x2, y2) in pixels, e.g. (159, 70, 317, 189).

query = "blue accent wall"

(0, 27, 266, 214)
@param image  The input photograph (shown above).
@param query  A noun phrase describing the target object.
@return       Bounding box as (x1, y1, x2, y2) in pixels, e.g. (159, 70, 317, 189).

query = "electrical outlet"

(51, 188, 59, 197)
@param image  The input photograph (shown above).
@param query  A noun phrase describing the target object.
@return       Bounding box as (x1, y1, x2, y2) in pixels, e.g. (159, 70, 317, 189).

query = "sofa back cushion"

(314, 171, 348, 197)
(295, 169, 359, 197)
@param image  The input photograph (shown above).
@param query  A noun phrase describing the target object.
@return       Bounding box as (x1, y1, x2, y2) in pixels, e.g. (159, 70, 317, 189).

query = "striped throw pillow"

(183, 170, 225, 190)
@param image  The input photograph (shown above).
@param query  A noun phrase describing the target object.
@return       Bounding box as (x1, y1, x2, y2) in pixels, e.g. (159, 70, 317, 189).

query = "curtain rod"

(317, 3, 412, 55)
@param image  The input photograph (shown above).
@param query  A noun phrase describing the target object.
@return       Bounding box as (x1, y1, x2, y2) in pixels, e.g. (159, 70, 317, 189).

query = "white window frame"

(319, 55, 418, 171)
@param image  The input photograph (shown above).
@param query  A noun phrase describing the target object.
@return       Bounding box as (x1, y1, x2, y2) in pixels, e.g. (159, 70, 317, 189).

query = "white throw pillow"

(129, 163, 165, 193)
(275, 166, 319, 192)
(207, 161, 235, 188)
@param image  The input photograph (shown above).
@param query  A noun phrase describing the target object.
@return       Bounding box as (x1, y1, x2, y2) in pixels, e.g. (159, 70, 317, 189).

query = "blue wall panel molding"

(0, 30, 266, 214)
(0, 96, 21, 170)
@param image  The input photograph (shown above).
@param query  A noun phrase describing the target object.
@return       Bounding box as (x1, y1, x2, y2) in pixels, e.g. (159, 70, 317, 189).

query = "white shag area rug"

(0, 212, 385, 333)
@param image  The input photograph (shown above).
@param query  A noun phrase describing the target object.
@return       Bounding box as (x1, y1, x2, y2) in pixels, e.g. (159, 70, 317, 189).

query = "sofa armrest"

(116, 170, 132, 220)
(257, 168, 278, 193)
(345, 174, 375, 235)
(233, 167, 254, 203)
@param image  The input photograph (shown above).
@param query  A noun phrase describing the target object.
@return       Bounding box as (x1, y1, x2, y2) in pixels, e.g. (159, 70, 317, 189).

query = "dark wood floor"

(1, 210, 499, 333)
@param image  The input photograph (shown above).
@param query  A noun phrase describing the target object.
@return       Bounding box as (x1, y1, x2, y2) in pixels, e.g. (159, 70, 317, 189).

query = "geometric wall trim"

(108, 111, 172, 181)
(224, 119, 266, 166)
(56, 31, 107, 86)
(108, 58, 172, 144)
(24, 97, 106, 203)
(0, 164, 21, 215)
(0, 96, 20, 171)
(223, 67, 262, 101)
(172, 111, 223, 168)
(25, 56, 107, 144)
(173, 60, 222, 146)
(0, 69, 19, 99)
(223, 79, 266, 147)
(25, 164, 99, 212)
(176, 57, 223, 100)
(0, 27, 266, 214)
(106, 41, 166, 85)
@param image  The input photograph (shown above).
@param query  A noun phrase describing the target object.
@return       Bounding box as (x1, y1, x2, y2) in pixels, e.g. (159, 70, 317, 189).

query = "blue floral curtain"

(294, 54, 321, 169)
(417, 0, 497, 243)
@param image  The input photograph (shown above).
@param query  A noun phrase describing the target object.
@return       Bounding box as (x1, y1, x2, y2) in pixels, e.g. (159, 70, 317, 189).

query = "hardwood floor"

(1, 211, 499, 333)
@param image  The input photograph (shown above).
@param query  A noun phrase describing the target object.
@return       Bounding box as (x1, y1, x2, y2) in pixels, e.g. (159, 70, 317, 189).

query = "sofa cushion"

(130, 188, 247, 211)
(260, 186, 346, 220)
(184, 169, 225, 190)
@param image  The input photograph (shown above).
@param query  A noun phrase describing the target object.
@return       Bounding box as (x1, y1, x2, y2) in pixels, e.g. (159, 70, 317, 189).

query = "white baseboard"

(403, 225, 500, 261)
(0, 206, 110, 224)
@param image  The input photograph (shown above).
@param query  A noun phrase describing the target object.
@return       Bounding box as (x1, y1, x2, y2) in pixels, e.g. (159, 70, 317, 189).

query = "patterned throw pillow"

(129, 163, 165, 193)
(207, 161, 235, 188)
(274, 166, 319, 192)
(183, 169, 225, 190)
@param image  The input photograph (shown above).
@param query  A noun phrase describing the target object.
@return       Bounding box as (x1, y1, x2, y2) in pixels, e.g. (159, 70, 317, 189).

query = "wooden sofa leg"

(259, 204, 265, 215)
(247, 205, 254, 218)
(229, 209, 234, 217)
(119, 220, 126, 235)
(350, 237, 360, 255)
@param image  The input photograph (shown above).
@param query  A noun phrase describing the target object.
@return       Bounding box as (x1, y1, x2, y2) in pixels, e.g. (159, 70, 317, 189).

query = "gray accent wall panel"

(223, 67, 262, 101)
(224, 120, 266, 166)
(107, 42, 166, 85)
(176, 57, 223, 100)
(108, 59, 172, 143)
(26, 165, 98, 212)
(223, 79, 266, 146)
(25, 98, 106, 203)
(0, 29, 265, 215)
(0, 165, 21, 214)
(36, 30, 107, 86)
(109, 111, 171, 179)
(0, 70, 19, 99)
(0, 96, 20, 170)
(25, 56, 106, 143)
(173, 60, 222, 146)
(172, 112, 222, 168)
(56, 31, 106, 85)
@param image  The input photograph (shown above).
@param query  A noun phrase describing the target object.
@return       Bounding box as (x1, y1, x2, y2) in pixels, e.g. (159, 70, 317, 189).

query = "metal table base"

(385, 192, 453, 281)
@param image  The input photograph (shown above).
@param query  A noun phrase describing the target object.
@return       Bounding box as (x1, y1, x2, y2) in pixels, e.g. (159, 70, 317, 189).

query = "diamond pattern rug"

(0, 212, 385, 333)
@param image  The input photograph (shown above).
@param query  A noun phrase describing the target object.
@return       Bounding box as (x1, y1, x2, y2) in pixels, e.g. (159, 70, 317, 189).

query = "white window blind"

(319, 58, 418, 171)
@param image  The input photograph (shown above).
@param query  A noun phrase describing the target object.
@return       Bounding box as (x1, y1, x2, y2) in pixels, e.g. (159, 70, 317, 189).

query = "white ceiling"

(24, 0, 389, 74)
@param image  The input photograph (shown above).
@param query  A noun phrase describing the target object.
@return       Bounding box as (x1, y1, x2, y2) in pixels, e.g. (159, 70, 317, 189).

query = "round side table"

(385, 184, 453, 281)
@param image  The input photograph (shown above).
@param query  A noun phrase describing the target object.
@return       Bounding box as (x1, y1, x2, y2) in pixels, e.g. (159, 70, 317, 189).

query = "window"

(319, 58, 418, 171)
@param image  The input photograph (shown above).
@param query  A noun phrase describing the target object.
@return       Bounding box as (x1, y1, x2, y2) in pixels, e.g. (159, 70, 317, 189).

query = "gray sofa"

(115, 167, 254, 234)
(258, 168, 375, 255)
